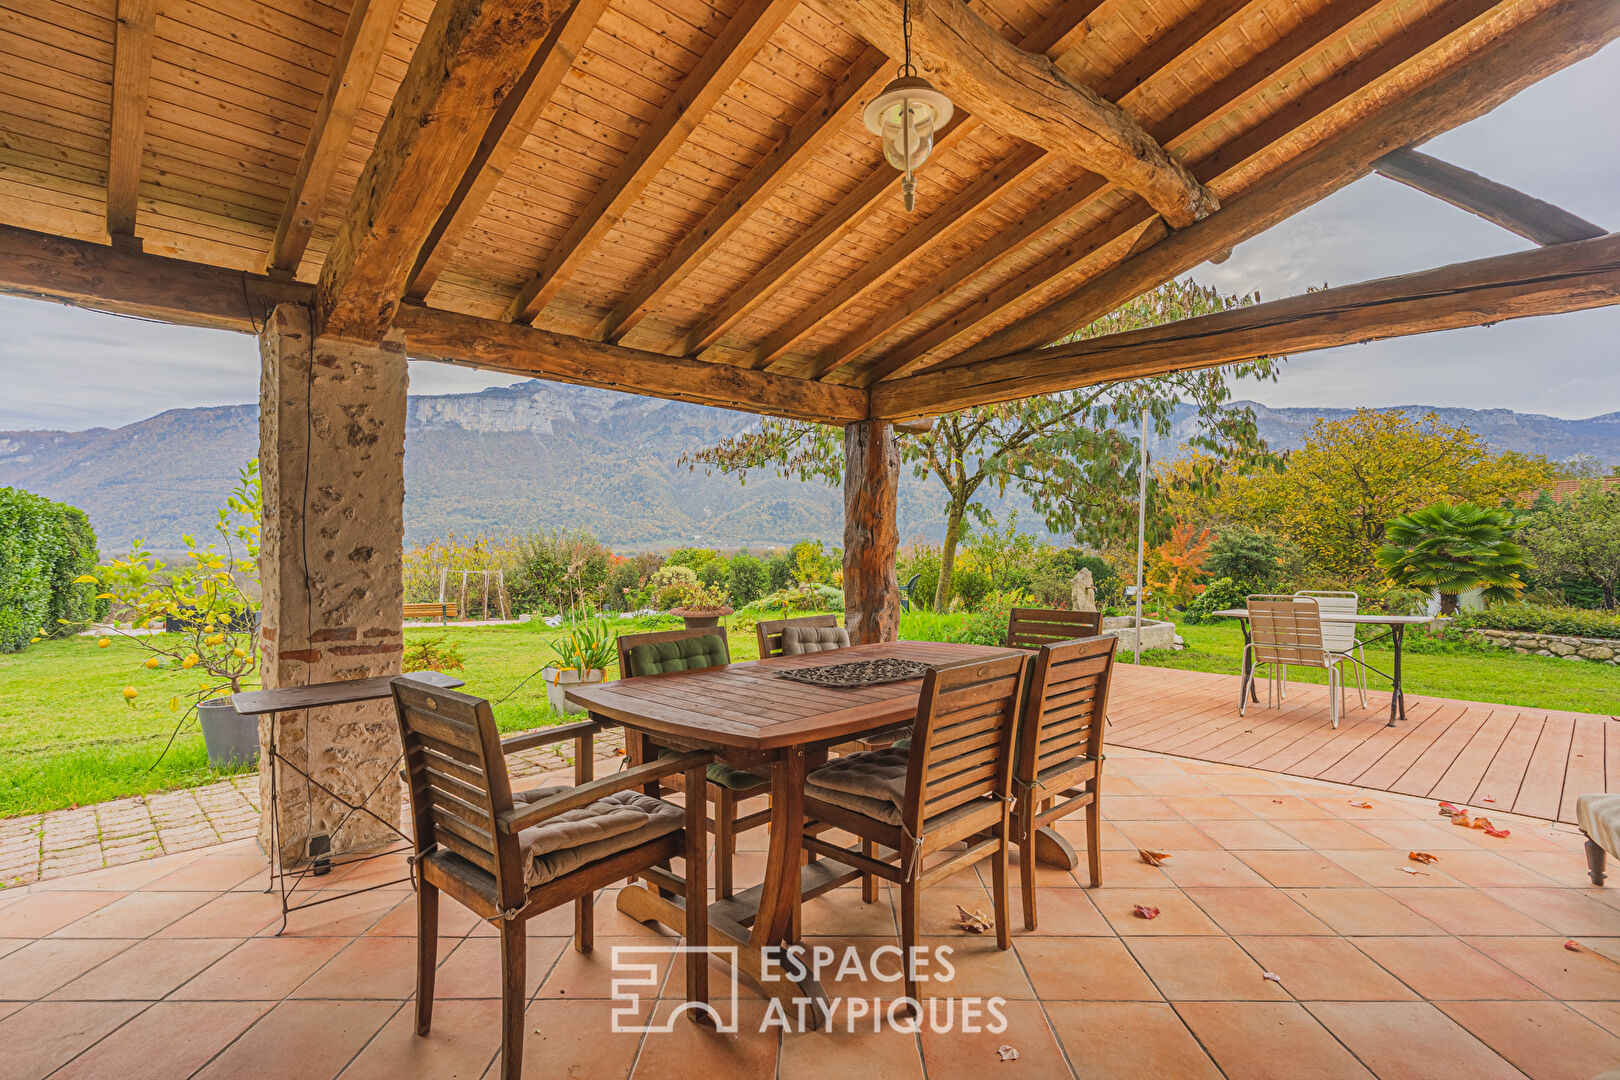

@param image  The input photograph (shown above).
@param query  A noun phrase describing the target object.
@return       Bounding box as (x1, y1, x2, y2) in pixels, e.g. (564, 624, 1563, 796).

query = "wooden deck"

(1107, 665, 1619, 824)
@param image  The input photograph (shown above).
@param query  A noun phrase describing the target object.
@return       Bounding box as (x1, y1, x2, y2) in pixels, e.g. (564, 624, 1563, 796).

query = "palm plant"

(1375, 502, 1528, 615)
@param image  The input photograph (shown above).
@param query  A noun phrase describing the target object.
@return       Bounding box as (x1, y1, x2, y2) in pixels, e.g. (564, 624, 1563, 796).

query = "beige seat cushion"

(513, 788, 684, 887)
(781, 624, 851, 655)
(805, 748, 909, 824)
(1577, 793, 1620, 859)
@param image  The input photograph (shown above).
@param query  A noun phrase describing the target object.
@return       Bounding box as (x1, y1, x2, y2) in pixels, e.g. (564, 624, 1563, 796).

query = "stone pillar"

(842, 419, 900, 644)
(256, 303, 408, 865)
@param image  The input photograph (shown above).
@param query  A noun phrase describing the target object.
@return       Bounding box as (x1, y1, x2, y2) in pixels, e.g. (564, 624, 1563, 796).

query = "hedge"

(1455, 605, 1620, 642)
(0, 487, 101, 652)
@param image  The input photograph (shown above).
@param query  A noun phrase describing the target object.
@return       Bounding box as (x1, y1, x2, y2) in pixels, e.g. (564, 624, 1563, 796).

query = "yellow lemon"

(206, 633, 225, 646)
(97, 638, 111, 648)
(143, 657, 160, 669)
(182, 655, 199, 669)
(122, 686, 138, 700)
(29, 636, 41, 644)
(231, 647, 246, 659)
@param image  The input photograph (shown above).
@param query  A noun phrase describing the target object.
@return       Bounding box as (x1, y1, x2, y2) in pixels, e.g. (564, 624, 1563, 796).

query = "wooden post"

(842, 419, 900, 644)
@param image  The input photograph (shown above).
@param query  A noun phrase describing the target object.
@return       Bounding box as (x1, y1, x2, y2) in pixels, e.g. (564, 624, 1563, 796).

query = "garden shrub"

(1454, 605, 1620, 641)
(765, 554, 794, 591)
(951, 567, 992, 610)
(1204, 527, 1289, 592)
(508, 528, 609, 613)
(0, 487, 101, 652)
(726, 552, 768, 606)
(1181, 577, 1247, 623)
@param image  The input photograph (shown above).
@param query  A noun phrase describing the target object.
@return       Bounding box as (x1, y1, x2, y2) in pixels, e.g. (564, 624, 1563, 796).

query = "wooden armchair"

(1013, 635, 1116, 929)
(799, 653, 1030, 1004)
(390, 677, 712, 1080)
(1007, 607, 1103, 649)
(616, 628, 771, 900)
(756, 613, 848, 658)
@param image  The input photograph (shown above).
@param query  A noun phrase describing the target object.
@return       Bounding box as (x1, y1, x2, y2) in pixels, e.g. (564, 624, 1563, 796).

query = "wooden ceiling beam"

(0, 223, 862, 423)
(503, 0, 799, 326)
(269, 0, 405, 274)
(1373, 146, 1606, 247)
(315, 0, 576, 342)
(405, 0, 612, 302)
(106, 0, 156, 247)
(873, 231, 1620, 418)
(815, 0, 1217, 227)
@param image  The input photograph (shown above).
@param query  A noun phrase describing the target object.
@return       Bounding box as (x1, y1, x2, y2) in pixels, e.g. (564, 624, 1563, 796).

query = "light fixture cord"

(901, 0, 914, 76)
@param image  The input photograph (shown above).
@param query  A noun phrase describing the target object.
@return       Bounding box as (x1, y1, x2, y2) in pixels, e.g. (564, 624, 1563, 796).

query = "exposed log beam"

(596, 46, 891, 342)
(1373, 147, 1606, 247)
(405, 0, 612, 301)
(873, 231, 1620, 418)
(269, 0, 405, 274)
(815, 0, 1217, 228)
(316, 0, 575, 341)
(504, 0, 798, 325)
(106, 0, 156, 246)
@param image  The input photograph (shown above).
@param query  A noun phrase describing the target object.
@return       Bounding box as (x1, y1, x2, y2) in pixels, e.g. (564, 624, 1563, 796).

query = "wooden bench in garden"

(403, 601, 458, 624)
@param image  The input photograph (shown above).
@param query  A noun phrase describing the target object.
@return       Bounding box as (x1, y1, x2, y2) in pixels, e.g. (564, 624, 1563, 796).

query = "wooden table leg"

(1032, 826, 1079, 870)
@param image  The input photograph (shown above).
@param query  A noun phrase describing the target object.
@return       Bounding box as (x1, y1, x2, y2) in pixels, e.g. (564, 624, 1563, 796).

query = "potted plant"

(669, 583, 733, 629)
(543, 617, 616, 716)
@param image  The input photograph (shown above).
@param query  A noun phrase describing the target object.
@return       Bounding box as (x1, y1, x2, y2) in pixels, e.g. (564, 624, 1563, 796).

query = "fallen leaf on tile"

(997, 1046, 1020, 1062)
(1138, 849, 1172, 867)
(1408, 851, 1439, 864)
(955, 905, 994, 934)
(1349, 800, 1374, 809)
(1565, 940, 1583, 953)
(1438, 801, 1461, 817)
(1397, 866, 1428, 876)
(612, 747, 626, 756)
(1469, 817, 1510, 837)
(1480, 823, 1511, 838)
(1481, 796, 1496, 803)
(1132, 904, 1161, 920)
(1450, 813, 1473, 827)
(1262, 972, 1282, 983)
(1272, 799, 1285, 804)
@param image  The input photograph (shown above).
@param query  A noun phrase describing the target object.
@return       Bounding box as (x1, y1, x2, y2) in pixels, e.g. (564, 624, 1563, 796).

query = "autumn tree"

(1146, 523, 1213, 607)
(683, 279, 1282, 611)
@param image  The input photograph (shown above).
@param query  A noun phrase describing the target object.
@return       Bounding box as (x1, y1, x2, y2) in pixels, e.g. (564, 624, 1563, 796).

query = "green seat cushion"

(892, 734, 911, 751)
(627, 634, 727, 676)
(657, 748, 766, 791)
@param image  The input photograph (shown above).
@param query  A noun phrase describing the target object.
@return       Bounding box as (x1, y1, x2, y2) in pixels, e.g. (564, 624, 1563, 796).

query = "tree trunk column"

(843, 419, 900, 644)
(257, 303, 408, 866)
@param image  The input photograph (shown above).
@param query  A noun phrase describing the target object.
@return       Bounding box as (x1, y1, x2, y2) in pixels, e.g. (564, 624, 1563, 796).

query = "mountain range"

(1, 381, 1614, 554)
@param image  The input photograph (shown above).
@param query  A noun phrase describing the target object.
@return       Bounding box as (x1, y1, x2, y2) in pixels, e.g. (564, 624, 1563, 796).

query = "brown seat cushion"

(804, 748, 909, 824)
(513, 788, 684, 886)
(781, 623, 851, 655)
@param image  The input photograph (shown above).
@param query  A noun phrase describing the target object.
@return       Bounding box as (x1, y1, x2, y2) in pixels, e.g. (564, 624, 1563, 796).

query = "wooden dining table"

(565, 639, 1031, 1023)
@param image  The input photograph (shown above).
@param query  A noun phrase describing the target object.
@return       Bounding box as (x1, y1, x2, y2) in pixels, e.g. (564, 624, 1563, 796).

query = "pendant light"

(862, 0, 953, 212)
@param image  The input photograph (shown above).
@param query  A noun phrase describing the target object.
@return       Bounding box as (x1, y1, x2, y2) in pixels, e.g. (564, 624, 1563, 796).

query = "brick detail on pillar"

(842, 418, 900, 645)
(256, 303, 408, 866)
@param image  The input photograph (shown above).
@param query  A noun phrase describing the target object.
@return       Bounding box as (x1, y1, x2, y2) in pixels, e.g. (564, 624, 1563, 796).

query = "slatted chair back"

(756, 613, 841, 659)
(1007, 608, 1103, 649)
(1297, 590, 1358, 653)
(1018, 635, 1116, 782)
(614, 627, 731, 679)
(1247, 595, 1330, 669)
(904, 653, 1029, 831)
(391, 677, 526, 912)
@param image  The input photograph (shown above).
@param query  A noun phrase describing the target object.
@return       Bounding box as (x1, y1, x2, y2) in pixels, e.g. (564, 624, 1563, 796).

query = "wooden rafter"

(816, 0, 1218, 227)
(269, 0, 405, 274)
(503, 0, 798, 326)
(857, 0, 1514, 386)
(936, 0, 1620, 377)
(828, 0, 1386, 383)
(406, 0, 612, 301)
(106, 0, 156, 245)
(1374, 147, 1606, 247)
(873, 231, 1620, 418)
(315, 0, 576, 341)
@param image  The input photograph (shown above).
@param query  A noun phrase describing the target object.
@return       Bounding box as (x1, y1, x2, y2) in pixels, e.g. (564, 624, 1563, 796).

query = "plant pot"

(543, 667, 607, 716)
(197, 697, 259, 768)
(679, 614, 722, 629)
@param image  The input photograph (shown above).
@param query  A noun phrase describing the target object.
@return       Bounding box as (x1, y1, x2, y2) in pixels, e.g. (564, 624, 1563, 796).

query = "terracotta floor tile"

(1227, 796, 1339, 820)
(1015, 883, 1112, 934)
(1570, 1000, 1620, 1036)
(1203, 773, 1294, 796)
(916, 886, 1003, 936)
(1015, 936, 1162, 1000)
(291, 933, 430, 1000)
(0, 891, 123, 937)
(1352, 818, 1484, 850)
(1236, 936, 1416, 1000)
(1157, 850, 1272, 888)
(1389, 888, 1554, 935)
(0, 937, 133, 999)
(538, 936, 674, 1000)
(1273, 818, 1394, 851)
(1437, 1001, 1620, 1080)
(1111, 819, 1222, 852)
(148, 853, 269, 892)
(1097, 889, 1225, 936)
(171, 935, 349, 999)
(1235, 851, 1364, 888)
(1182, 888, 1333, 936)
(1305, 1002, 1527, 1080)
(1510, 851, 1617, 888)
(1350, 936, 1549, 1000)
(1198, 818, 1308, 850)
(1044, 1001, 1221, 1080)
(1163, 795, 1258, 820)
(631, 1000, 779, 1079)
(365, 892, 484, 938)
(913, 936, 1031, 1000)
(48, 1000, 272, 1080)
(275, 889, 404, 938)
(1125, 937, 1290, 1001)
(339, 1001, 502, 1080)
(1175, 1001, 1373, 1080)
(0, 999, 148, 1080)
(48, 937, 238, 1000)
(1465, 937, 1620, 1000)
(431, 934, 566, 1000)
(800, 882, 899, 937)
(200, 999, 401, 1080)
(1309, 796, 1407, 820)
(1482, 887, 1620, 936)
(917, 999, 1071, 1080)
(777, 1018, 925, 1080)
(48, 890, 213, 938)
(1130, 772, 1219, 797)
(1319, 850, 1467, 889)
(1088, 849, 1175, 890)
(1103, 796, 1182, 821)
(154, 890, 286, 938)
(1421, 852, 1559, 889)
(0, 937, 26, 960)
(520, 999, 661, 1080)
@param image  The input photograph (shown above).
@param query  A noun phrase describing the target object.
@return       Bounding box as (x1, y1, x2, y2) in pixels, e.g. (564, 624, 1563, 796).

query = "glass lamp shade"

(862, 76, 953, 174)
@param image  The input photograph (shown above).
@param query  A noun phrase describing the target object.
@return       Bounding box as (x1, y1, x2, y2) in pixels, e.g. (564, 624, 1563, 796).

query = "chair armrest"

(500, 720, 603, 755)
(496, 750, 713, 834)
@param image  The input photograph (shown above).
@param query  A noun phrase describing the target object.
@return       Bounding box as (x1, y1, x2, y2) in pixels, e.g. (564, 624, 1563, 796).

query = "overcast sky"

(1, 41, 1615, 433)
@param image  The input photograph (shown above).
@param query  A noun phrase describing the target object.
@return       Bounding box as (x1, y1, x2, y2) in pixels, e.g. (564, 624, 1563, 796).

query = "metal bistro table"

(1214, 608, 1437, 727)
(566, 640, 1026, 1027)
(232, 670, 464, 931)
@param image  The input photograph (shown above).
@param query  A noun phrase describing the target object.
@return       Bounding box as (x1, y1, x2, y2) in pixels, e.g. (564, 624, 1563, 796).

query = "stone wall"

(1100, 616, 1180, 653)
(1470, 628, 1619, 663)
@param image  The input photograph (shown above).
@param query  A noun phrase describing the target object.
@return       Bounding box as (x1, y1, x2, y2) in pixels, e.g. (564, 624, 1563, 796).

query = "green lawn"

(2, 610, 1612, 819)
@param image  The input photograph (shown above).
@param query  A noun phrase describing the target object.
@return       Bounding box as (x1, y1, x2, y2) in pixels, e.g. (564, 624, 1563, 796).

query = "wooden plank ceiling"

(0, 0, 1614, 420)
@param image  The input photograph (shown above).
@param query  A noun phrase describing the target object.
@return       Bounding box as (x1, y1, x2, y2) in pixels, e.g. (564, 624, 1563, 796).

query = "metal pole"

(1134, 404, 1148, 664)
